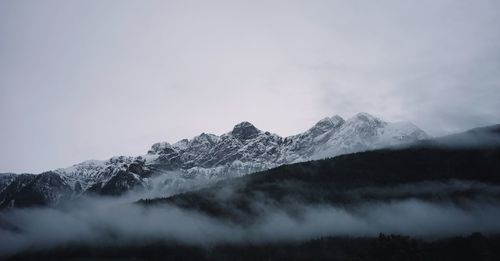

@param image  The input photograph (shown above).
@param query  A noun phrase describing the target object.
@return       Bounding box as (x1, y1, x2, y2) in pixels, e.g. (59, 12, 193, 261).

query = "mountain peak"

(326, 115, 345, 125)
(317, 115, 343, 124)
(191, 132, 218, 145)
(231, 121, 261, 140)
(351, 112, 383, 123)
(309, 115, 345, 136)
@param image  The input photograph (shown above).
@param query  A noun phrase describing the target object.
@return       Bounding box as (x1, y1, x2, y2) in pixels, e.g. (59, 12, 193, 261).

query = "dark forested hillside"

(6, 234, 500, 261)
(140, 146, 500, 220)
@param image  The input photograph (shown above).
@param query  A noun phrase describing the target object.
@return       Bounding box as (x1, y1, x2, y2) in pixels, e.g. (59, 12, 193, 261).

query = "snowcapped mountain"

(0, 113, 429, 208)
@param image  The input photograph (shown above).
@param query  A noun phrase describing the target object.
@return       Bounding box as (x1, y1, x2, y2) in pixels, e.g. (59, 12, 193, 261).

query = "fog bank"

(1, 194, 500, 256)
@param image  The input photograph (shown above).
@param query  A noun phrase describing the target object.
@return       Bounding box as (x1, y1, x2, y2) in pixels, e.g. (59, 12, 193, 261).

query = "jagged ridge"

(0, 113, 429, 208)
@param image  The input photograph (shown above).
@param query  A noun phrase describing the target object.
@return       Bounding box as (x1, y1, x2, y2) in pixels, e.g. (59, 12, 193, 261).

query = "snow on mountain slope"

(311, 113, 429, 159)
(0, 173, 16, 194)
(0, 172, 72, 208)
(1, 113, 430, 207)
(54, 157, 135, 189)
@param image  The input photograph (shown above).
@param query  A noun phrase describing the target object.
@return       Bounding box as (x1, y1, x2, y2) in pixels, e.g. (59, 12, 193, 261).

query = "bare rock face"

(0, 172, 72, 208)
(231, 121, 261, 140)
(1, 113, 431, 207)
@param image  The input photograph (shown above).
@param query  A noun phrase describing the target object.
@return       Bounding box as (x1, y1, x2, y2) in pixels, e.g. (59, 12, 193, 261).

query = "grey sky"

(1, 0, 499, 173)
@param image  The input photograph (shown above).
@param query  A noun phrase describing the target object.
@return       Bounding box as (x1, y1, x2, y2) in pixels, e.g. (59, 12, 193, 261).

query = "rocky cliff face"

(0, 113, 429, 208)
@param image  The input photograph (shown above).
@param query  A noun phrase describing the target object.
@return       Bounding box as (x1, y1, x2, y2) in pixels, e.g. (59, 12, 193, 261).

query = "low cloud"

(2, 180, 500, 256)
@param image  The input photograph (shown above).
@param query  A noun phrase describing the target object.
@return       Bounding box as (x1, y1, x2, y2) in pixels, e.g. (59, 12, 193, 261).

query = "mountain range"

(0, 112, 429, 208)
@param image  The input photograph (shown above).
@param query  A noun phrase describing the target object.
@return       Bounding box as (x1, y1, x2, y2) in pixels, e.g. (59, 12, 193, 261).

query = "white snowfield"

(48, 112, 429, 198)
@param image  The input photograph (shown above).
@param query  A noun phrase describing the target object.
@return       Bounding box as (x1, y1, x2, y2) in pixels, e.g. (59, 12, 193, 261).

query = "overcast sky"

(1, 0, 499, 173)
